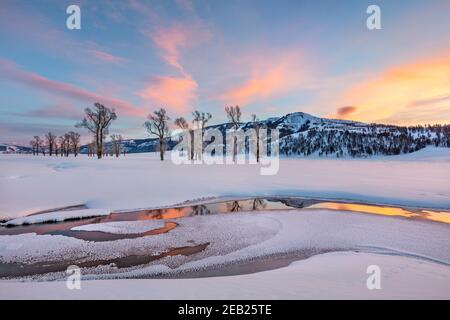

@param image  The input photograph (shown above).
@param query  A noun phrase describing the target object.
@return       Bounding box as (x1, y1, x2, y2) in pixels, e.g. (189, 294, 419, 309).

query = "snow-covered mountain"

(80, 112, 449, 157)
(4, 112, 448, 157)
(0, 143, 31, 153)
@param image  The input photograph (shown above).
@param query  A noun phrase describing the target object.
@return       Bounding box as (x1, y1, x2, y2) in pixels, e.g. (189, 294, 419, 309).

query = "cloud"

(148, 23, 211, 74)
(217, 52, 307, 106)
(85, 49, 127, 64)
(15, 103, 82, 121)
(341, 52, 450, 125)
(336, 106, 358, 118)
(0, 59, 145, 117)
(137, 75, 198, 114)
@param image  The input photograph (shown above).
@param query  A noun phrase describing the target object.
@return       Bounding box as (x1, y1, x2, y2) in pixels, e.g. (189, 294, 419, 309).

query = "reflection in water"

(1, 197, 449, 279)
(310, 203, 416, 217)
(227, 201, 242, 212)
(1, 198, 449, 241)
(421, 210, 450, 224)
(309, 202, 450, 224)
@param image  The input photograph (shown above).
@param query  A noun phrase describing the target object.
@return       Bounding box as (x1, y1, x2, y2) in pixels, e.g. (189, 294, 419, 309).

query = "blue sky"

(1, 0, 449, 144)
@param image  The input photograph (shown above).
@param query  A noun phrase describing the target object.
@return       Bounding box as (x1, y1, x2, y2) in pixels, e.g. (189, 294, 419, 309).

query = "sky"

(1, 0, 450, 144)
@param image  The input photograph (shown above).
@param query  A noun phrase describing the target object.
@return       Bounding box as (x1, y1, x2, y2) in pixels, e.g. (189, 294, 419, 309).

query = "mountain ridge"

(2, 112, 449, 157)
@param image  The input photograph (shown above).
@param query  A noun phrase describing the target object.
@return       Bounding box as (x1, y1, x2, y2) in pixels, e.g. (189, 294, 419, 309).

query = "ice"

(71, 220, 166, 234)
(3, 209, 110, 226)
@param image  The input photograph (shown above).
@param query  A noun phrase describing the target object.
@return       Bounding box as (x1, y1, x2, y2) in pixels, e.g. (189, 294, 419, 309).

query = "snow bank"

(71, 220, 165, 234)
(1, 148, 449, 220)
(1, 251, 449, 299)
(3, 209, 110, 226)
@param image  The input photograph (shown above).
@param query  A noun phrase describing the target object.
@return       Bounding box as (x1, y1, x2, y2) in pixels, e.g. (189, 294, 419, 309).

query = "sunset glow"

(1, 0, 449, 144)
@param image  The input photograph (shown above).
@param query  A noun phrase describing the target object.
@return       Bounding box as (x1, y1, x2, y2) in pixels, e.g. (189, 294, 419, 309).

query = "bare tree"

(64, 133, 71, 156)
(174, 117, 189, 130)
(87, 142, 96, 157)
(68, 131, 81, 157)
(144, 108, 170, 161)
(192, 110, 212, 133)
(58, 136, 66, 157)
(76, 103, 117, 159)
(174, 117, 191, 159)
(53, 138, 59, 157)
(29, 139, 37, 156)
(45, 132, 57, 156)
(251, 114, 263, 163)
(110, 134, 123, 157)
(191, 110, 212, 160)
(33, 136, 43, 156)
(225, 105, 241, 162)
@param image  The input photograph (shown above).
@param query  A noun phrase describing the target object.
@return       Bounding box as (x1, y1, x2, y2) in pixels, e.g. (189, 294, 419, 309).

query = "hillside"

(82, 112, 450, 157)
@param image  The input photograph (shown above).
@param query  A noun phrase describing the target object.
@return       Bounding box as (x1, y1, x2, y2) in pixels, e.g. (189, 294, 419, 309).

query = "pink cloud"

(147, 23, 211, 74)
(217, 52, 307, 106)
(137, 75, 198, 114)
(86, 49, 127, 64)
(0, 59, 145, 117)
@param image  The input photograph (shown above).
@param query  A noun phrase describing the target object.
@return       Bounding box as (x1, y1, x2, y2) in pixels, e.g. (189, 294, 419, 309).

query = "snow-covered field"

(1, 147, 449, 220)
(0, 147, 449, 299)
(2, 251, 449, 300)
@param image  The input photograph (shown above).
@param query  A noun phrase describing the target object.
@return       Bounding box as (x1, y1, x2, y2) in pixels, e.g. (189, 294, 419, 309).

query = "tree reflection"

(191, 205, 211, 216)
(252, 198, 267, 210)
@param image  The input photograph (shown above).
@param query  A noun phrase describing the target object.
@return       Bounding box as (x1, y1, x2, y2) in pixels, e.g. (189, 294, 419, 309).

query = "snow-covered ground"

(1, 251, 449, 300)
(0, 147, 449, 299)
(1, 147, 449, 220)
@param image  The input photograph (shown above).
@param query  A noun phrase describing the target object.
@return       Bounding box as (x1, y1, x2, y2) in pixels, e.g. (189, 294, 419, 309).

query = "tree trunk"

(256, 134, 260, 163)
(159, 139, 164, 161)
(233, 136, 237, 163)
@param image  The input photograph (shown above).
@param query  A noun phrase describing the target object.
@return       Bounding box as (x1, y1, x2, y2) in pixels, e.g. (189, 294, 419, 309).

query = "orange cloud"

(137, 75, 198, 114)
(217, 53, 306, 106)
(336, 106, 358, 118)
(341, 52, 450, 125)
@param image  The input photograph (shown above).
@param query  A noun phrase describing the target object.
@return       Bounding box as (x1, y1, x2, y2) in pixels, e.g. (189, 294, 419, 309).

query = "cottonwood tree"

(68, 131, 80, 157)
(76, 103, 117, 159)
(110, 134, 123, 157)
(225, 105, 241, 162)
(174, 117, 189, 130)
(64, 133, 72, 156)
(32, 136, 43, 156)
(192, 110, 212, 133)
(174, 117, 191, 160)
(45, 132, 57, 156)
(87, 142, 95, 157)
(29, 139, 37, 156)
(251, 114, 264, 163)
(144, 108, 170, 161)
(192, 110, 212, 160)
(58, 135, 66, 156)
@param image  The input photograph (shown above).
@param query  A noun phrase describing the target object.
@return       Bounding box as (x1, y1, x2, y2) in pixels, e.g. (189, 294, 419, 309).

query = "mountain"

(3, 112, 449, 157)
(275, 112, 449, 157)
(81, 112, 450, 157)
(0, 143, 31, 153)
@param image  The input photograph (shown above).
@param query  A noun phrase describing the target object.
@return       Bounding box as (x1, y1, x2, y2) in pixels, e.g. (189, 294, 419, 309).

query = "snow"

(71, 220, 166, 234)
(1, 209, 449, 279)
(1, 251, 449, 299)
(1, 147, 449, 220)
(0, 148, 449, 298)
(3, 209, 110, 226)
